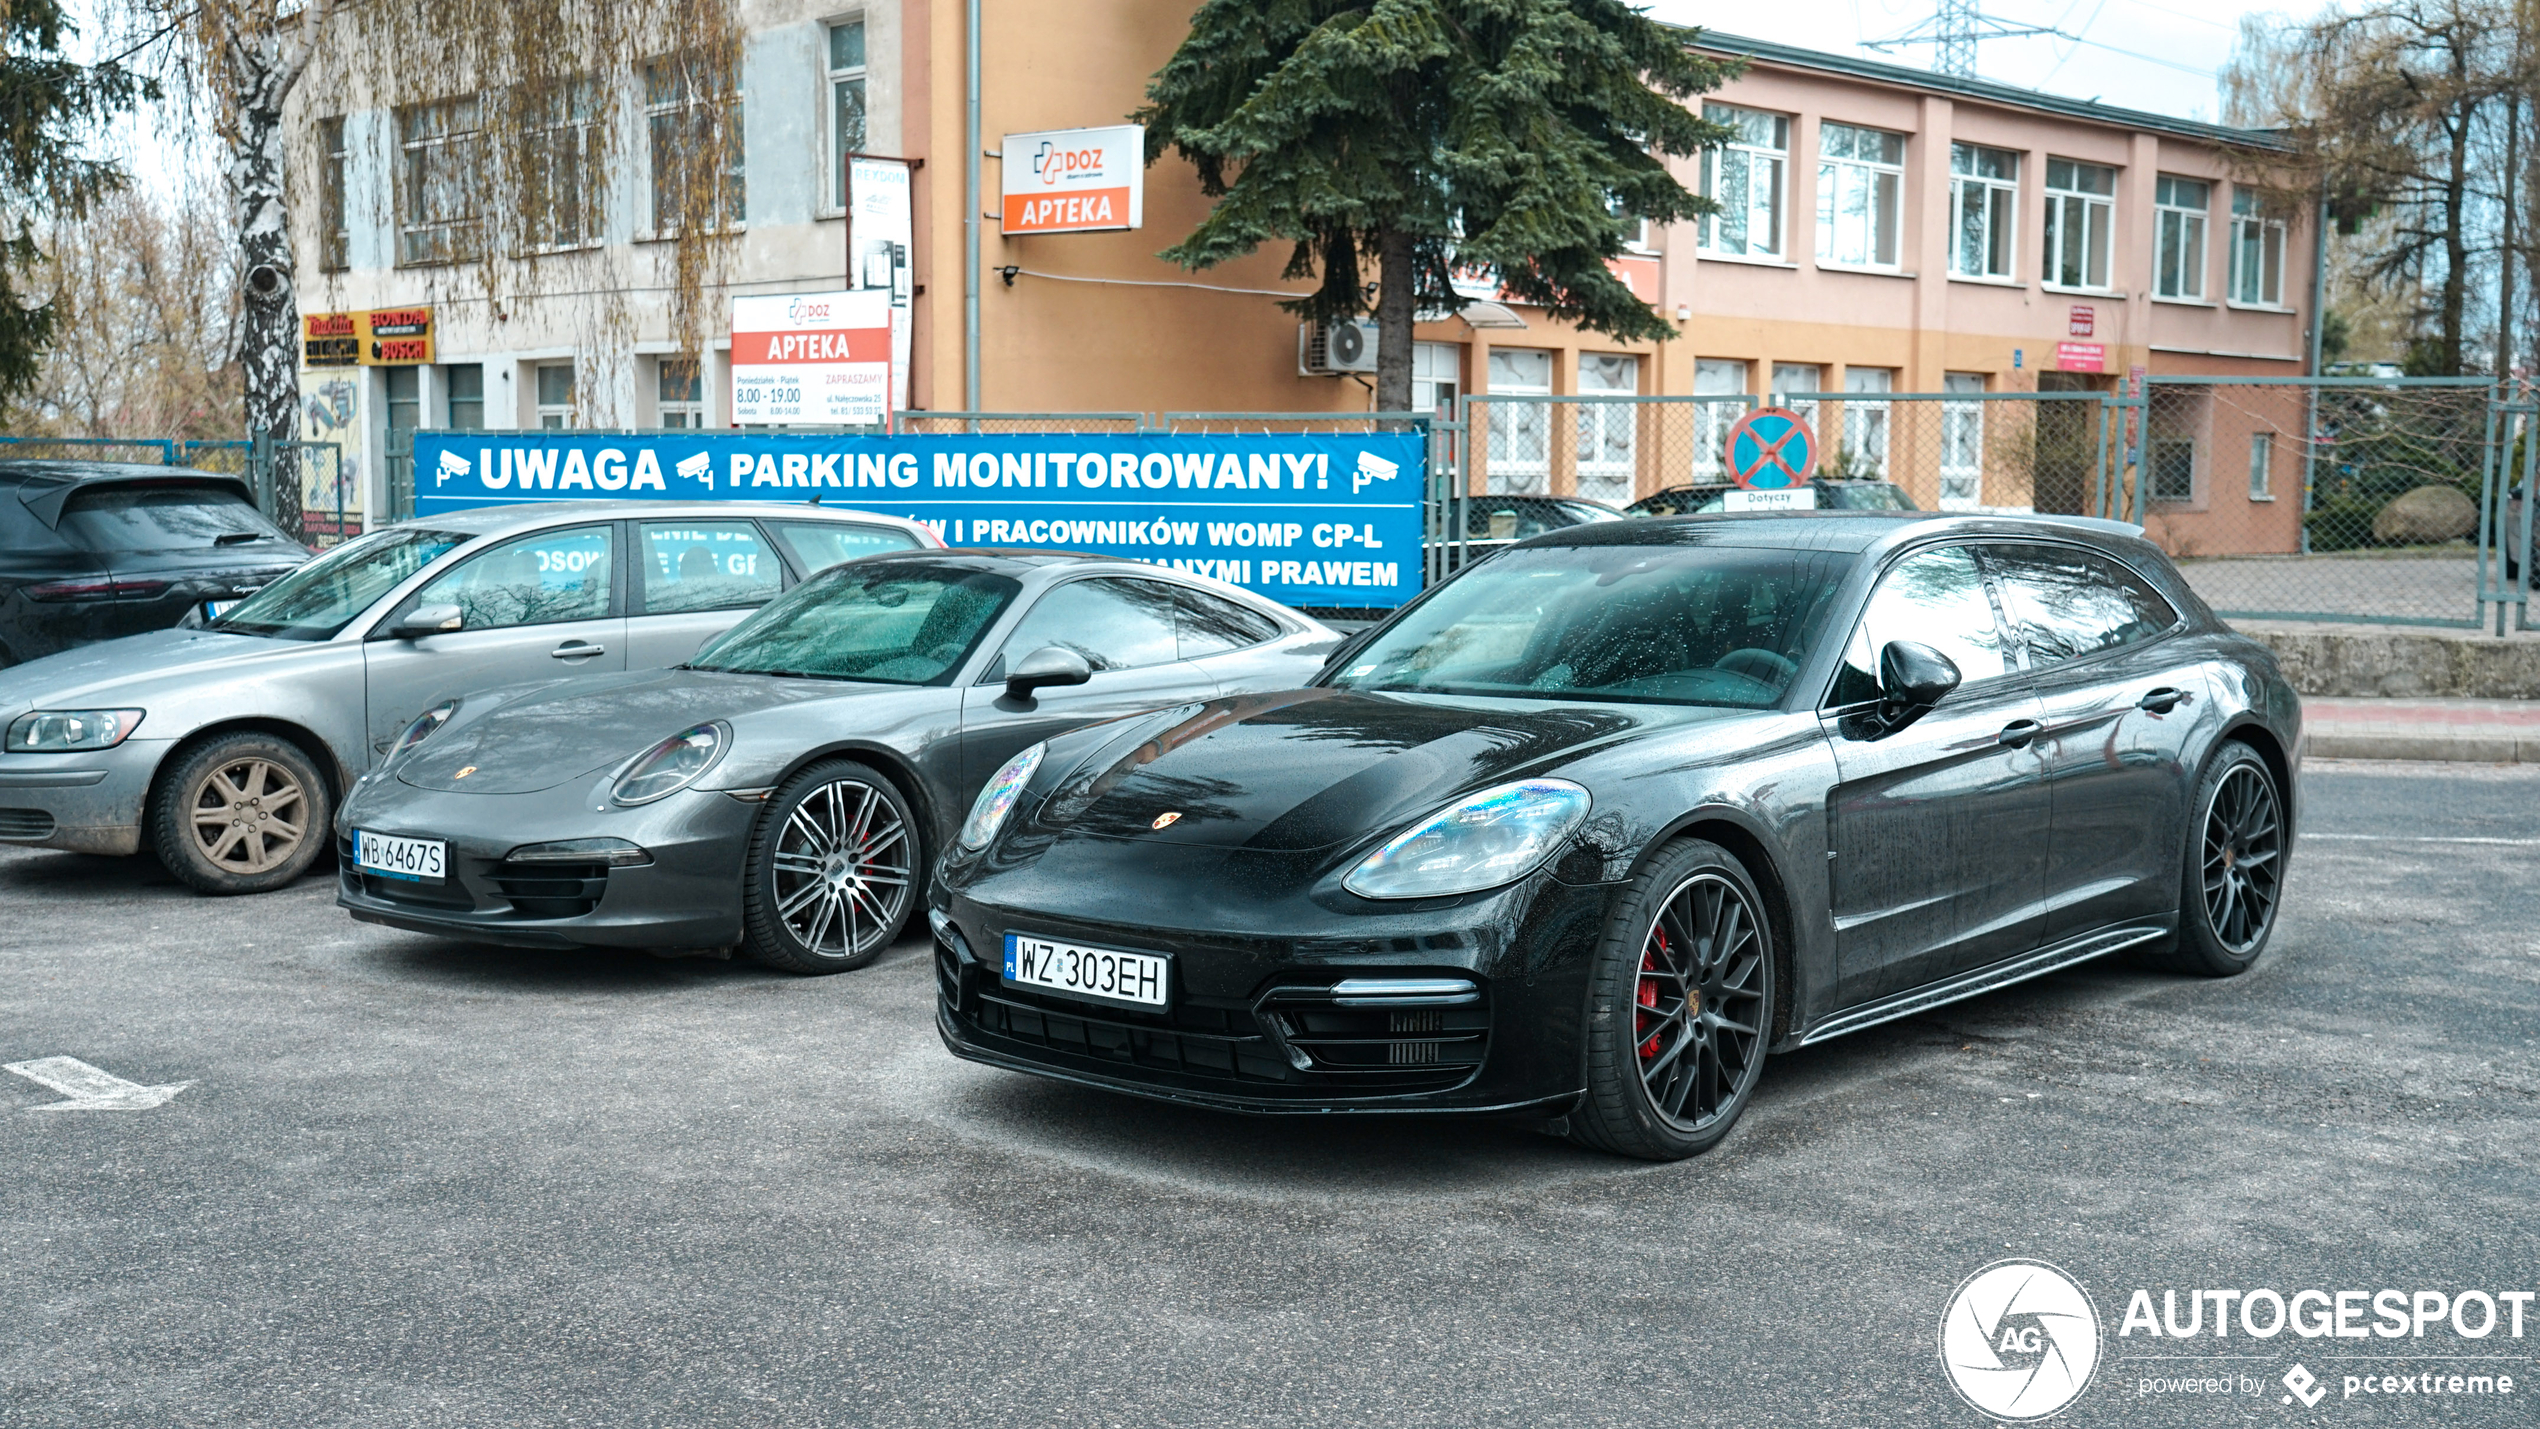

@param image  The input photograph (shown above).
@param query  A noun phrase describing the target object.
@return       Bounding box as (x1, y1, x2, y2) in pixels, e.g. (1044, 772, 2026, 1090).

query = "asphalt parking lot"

(3, 760, 2534, 1427)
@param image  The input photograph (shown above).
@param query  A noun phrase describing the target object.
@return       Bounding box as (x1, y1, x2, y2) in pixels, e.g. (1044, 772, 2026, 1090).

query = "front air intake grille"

(1261, 990, 1489, 1078)
(970, 984, 1296, 1085)
(0, 808, 56, 841)
(488, 860, 610, 919)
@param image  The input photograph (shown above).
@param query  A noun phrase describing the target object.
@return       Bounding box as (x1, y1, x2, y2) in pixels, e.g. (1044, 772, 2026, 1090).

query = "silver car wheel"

(770, 776, 912, 962)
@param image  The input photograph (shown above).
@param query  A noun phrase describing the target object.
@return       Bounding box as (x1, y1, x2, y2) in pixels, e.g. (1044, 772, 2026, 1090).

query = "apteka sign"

(412, 429, 1425, 608)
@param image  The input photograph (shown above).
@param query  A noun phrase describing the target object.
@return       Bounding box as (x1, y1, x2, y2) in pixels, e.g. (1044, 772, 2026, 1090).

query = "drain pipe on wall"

(964, 0, 983, 414)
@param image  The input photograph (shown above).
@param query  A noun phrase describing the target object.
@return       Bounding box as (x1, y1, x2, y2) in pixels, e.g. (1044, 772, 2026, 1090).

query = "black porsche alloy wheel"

(148, 732, 332, 895)
(1574, 839, 1776, 1161)
(742, 761, 916, 974)
(2143, 741, 2284, 977)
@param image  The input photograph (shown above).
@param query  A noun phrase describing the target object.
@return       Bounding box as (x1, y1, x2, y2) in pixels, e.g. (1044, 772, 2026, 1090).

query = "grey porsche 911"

(334, 551, 1336, 971)
(933, 513, 2302, 1160)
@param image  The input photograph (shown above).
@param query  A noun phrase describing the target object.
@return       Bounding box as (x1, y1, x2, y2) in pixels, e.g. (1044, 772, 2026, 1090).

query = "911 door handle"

(551, 642, 605, 659)
(2137, 686, 2186, 713)
(1997, 719, 2043, 748)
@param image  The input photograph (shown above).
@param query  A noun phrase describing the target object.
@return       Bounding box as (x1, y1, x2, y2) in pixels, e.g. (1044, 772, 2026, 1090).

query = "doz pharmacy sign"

(411, 428, 1426, 609)
(729, 290, 892, 424)
(1002, 124, 1143, 235)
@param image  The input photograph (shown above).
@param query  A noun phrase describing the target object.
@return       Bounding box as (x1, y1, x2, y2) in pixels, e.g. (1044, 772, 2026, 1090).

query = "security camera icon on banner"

(435, 450, 469, 487)
(1354, 451, 1399, 494)
(676, 452, 714, 491)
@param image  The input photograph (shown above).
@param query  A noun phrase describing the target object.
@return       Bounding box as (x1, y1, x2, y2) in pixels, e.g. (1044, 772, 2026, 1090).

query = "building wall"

(288, 4, 2308, 548)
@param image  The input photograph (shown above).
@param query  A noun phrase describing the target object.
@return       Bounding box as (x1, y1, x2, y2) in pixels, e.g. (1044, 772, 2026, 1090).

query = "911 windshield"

(1328, 544, 1857, 708)
(690, 562, 1020, 684)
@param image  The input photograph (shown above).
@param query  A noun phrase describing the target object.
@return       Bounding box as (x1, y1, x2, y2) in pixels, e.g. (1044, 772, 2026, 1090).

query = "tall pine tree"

(0, 0, 145, 407)
(1138, 1, 1736, 413)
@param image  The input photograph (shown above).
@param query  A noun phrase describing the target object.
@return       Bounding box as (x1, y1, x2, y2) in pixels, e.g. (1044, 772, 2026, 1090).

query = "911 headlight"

(958, 742, 1045, 850)
(610, 723, 727, 806)
(6, 708, 145, 753)
(1342, 778, 1592, 900)
(386, 700, 458, 763)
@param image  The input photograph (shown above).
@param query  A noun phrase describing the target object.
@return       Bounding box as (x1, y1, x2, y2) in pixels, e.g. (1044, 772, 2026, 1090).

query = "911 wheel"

(741, 760, 916, 974)
(2137, 741, 2284, 977)
(1573, 839, 1776, 1161)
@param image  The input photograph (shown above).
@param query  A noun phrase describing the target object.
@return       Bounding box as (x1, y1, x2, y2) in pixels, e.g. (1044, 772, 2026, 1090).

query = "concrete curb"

(2306, 733, 2540, 763)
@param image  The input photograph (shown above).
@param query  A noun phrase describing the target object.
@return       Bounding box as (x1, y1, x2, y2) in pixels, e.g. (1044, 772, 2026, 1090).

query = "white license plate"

(355, 830, 447, 883)
(1003, 932, 1169, 1009)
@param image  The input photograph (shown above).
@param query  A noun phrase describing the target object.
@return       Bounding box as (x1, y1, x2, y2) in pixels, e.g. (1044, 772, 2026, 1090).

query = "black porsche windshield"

(1329, 543, 1857, 708)
(690, 561, 1020, 684)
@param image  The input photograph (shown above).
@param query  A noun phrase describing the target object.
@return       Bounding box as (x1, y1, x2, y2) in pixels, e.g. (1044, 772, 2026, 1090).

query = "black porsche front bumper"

(931, 842, 1616, 1115)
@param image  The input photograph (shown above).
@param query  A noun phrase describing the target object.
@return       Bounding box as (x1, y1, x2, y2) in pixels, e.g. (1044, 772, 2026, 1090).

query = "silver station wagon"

(0, 500, 936, 893)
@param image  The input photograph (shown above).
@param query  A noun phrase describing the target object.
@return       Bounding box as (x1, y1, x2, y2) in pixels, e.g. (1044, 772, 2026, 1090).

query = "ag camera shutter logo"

(1940, 1260, 2102, 1420)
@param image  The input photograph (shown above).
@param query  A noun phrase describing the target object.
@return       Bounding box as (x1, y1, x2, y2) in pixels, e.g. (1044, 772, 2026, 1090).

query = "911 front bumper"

(334, 773, 761, 950)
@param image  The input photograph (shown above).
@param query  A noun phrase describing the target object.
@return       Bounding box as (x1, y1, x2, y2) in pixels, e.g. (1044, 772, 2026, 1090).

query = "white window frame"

(657, 356, 703, 429)
(2153, 175, 2208, 302)
(1838, 367, 1894, 479)
(2229, 189, 2287, 308)
(1574, 353, 1639, 505)
(2043, 158, 2116, 292)
(1691, 359, 1750, 482)
(1770, 362, 1822, 436)
(2248, 431, 2274, 500)
(827, 17, 868, 213)
(1412, 342, 1461, 415)
(536, 362, 577, 429)
(519, 78, 602, 254)
(1949, 143, 2018, 281)
(317, 117, 349, 272)
(1816, 121, 1904, 272)
(1484, 349, 1553, 496)
(1939, 372, 1987, 510)
(1699, 104, 1789, 260)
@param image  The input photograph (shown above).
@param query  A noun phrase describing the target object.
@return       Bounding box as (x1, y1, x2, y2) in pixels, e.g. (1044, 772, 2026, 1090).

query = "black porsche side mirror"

(392, 603, 464, 639)
(1005, 645, 1092, 700)
(1874, 640, 1960, 733)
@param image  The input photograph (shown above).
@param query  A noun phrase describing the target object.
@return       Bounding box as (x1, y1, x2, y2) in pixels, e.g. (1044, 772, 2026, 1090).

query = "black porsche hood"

(1032, 689, 1731, 854)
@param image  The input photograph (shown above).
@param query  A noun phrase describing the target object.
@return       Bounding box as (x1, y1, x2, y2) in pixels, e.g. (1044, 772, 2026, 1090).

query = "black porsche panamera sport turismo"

(932, 513, 2302, 1161)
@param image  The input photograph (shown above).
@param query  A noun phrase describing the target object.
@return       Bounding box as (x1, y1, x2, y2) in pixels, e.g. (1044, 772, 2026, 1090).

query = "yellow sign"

(303, 312, 358, 368)
(359, 307, 434, 365)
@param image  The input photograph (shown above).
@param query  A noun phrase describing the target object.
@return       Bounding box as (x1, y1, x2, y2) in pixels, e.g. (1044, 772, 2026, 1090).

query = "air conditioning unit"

(1298, 320, 1380, 376)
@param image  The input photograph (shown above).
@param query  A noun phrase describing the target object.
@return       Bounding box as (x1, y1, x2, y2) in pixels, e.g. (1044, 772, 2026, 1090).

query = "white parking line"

(4, 1056, 193, 1111)
(2306, 834, 2540, 846)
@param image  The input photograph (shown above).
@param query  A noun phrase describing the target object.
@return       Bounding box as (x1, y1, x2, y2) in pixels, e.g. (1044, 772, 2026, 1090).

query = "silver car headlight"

(958, 742, 1045, 850)
(385, 700, 458, 765)
(1342, 778, 1592, 900)
(6, 709, 145, 753)
(610, 723, 728, 806)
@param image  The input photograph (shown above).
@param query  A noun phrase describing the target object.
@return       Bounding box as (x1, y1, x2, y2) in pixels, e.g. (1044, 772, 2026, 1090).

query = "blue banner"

(411, 429, 1426, 609)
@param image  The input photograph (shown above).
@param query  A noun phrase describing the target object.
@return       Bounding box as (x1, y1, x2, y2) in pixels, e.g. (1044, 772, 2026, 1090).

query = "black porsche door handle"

(1997, 719, 2043, 748)
(551, 641, 606, 660)
(2137, 686, 2186, 714)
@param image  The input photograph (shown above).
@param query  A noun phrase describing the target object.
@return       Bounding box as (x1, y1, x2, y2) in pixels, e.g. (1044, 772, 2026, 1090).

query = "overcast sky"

(1650, 0, 2300, 124)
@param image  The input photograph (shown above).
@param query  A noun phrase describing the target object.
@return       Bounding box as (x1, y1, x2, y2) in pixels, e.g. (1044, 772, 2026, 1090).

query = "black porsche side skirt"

(1796, 918, 2175, 1047)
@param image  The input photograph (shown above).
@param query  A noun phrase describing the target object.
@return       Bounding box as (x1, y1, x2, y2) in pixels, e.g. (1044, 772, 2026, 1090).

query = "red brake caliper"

(1636, 933, 1663, 1060)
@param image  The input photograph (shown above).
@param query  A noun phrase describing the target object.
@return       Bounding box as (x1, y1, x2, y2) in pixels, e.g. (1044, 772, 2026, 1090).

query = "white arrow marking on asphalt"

(3, 1056, 194, 1111)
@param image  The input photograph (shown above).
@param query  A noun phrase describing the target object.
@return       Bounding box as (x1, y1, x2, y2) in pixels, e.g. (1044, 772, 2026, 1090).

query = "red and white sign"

(1002, 124, 1143, 235)
(730, 290, 892, 426)
(2068, 305, 2096, 337)
(2055, 341, 2107, 373)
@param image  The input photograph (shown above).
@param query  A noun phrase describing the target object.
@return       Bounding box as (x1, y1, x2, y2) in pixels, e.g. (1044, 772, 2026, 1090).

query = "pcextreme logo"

(1941, 1260, 2104, 1421)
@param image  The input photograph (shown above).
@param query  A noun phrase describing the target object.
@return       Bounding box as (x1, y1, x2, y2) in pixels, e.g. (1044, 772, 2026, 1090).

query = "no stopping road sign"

(1723, 407, 1818, 490)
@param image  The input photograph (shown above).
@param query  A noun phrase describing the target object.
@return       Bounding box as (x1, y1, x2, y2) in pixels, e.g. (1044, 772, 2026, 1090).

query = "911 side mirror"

(1005, 644, 1092, 700)
(1874, 640, 1960, 733)
(392, 604, 464, 639)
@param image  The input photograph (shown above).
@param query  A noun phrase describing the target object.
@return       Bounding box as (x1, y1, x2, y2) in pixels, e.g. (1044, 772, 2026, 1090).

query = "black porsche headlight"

(610, 723, 727, 806)
(1343, 778, 1592, 900)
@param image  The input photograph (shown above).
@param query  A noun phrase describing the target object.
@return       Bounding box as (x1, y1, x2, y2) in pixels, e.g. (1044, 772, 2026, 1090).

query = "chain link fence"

(2137, 378, 2498, 628)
